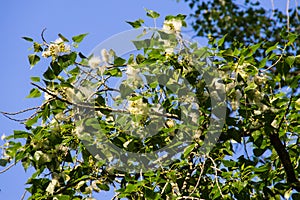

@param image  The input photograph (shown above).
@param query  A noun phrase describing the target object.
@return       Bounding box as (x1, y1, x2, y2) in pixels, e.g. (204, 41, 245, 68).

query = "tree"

(1, 1, 300, 199)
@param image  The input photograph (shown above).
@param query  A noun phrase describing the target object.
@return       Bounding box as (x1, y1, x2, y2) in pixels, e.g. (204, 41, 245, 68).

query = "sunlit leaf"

(72, 33, 88, 43)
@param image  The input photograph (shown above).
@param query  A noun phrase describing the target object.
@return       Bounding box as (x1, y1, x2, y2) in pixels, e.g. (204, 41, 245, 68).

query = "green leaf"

(183, 143, 195, 158)
(119, 83, 134, 98)
(292, 194, 300, 200)
(22, 36, 33, 42)
(258, 57, 268, 69)
(127, 54, 134, 65)
(253, 148, 266, 156)
(55, 195, 71, 200)
(165, 14, 186, 21)
(33, 42, 43, 52)
(27, 88, 41, 98)
(285, 56, 295, 66)
(247, 42, 262, 56)
(43, 67, 56, 80)
(72, 33, 88, 43)
(104, 68, 122, 77)
(136, 54, 145, 64)
(78, 52, 87, 59)
(254, 164, 269, 173)
(174, 14, 186, 21)
(132, 40, 149, 50)
(217, 34, 227, 47)
(125, 184, 138, 193)
(223, 160, 236, 168)
(145, 8, 160, 19)
(58, 52, 77, 68)
(95, 95, 105, 107)
(114, 56, 126, 66)
(69, 66, 80, 76)
(266, 42, 278, 54)
(126, 19, 144, 28)
(98, 184, 110, 191)
(0, 159, 8, 167)
(28, 54, 40, 67)
(58, 33, 69, 42)
(13, 130, 30, 139)
(30, 77, 40, 82)
(287, 33, 298, 46)
(25, 115, 38, 127)
(50, 61, 63, 76)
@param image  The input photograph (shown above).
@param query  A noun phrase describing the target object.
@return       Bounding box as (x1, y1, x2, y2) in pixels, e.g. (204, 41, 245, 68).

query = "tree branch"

(268, 94, 300, 191)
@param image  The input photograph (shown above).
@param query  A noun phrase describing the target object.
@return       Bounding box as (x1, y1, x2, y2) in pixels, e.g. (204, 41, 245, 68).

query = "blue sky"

(0, 1, 192, 199)
(0, 0, 292, 199)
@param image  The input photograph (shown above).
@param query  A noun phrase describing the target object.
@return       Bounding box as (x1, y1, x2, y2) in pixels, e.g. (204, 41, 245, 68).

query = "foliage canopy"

(1, 0, 300, 199)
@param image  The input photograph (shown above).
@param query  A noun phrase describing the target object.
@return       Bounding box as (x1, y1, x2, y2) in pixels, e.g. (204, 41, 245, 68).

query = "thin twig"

(262, 48, 286, 72)
(0, 163, 15, 174)
(41, 28, 48, 46)
(0, 114, 26, 122)
(207, 155, 224, 198)
(190, 157, 206, 195)
(20, 190, 27, 200)
(0, 107, 39, 116)
(31, 82, 73, 105)
(161, 181, 169, 195)
(111, 192, 120, 200)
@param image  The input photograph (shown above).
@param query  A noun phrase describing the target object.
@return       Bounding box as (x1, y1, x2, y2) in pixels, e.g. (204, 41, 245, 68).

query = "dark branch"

(268, 93, 300, 192)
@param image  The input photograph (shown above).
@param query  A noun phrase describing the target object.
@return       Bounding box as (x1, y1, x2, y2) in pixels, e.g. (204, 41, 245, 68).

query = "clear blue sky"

(0, 1, 192, 199)
(0, 0, 291, 199)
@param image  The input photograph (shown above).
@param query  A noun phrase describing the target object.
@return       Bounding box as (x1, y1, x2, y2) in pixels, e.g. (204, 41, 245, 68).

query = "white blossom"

(99, 66, 106, 76)
(231, 100, 239, 111)
(165, 47, 174, 55)
(49, 43, 60, 57)
(54, 113, 66, 121)
(88, 56, 101, 69)
(101, 49, 110, 63)
(44, 92, 53, 101)
(165, 119, 175, 128)
(128, 98, 148, 116)
(64, 87, 75, 102)
(271, 119, 279, 128)
(64, 44, 71, 52)
(161, 39, 174, 55)
(162, 19, 182, 34)
(42, 38, 70, 58)
(254, 74, 267, 85)
(254, 110, 262, 115)
(126, 65, 142, 86)
(42, 51, 51, 58)
(46, 179, 59, 194)
(126, 65, 139, 78)
(1, 133, 6, 141)
(54, 38, 64, 44)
